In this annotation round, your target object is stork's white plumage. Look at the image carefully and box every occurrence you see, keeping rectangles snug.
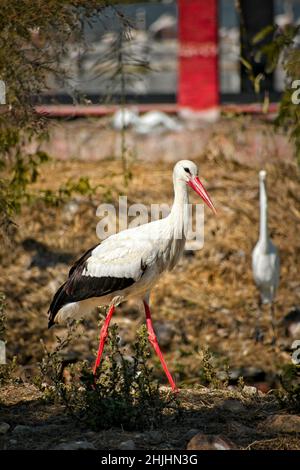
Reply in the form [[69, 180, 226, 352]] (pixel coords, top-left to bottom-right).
[[252, 170, 280, 341], [48, 160, 216, 390]]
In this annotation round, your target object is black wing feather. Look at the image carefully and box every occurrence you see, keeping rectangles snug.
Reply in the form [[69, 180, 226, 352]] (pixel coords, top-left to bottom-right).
[[68, 244, 98, 278], [48, 244, 135, 328]]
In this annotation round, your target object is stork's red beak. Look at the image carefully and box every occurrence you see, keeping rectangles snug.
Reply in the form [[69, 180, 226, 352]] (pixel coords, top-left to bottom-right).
[[188, 176, 217, 214]]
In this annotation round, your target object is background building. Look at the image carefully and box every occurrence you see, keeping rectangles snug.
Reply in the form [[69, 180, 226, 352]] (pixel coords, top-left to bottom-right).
[[43, 0, 300, 111]]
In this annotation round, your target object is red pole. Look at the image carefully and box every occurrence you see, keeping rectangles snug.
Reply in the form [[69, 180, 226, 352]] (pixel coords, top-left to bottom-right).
[[178, 0, 219, 111]]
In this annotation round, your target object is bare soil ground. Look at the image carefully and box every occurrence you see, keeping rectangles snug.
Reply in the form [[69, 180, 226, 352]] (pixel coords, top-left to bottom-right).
[[1, 383, 300, 450], [0, 135, 300, 449]]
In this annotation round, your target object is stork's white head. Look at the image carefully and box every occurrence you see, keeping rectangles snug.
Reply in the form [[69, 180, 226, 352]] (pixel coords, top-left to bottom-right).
[[173, 160, 216, 214], [259, 170, 267, 181]]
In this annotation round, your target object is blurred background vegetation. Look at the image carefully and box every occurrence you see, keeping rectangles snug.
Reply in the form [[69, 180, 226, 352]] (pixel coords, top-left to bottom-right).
[[0, 0, 142, 241]]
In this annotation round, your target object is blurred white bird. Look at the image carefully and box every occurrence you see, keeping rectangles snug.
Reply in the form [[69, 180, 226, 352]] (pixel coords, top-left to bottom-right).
[[112, 108, 139, 130], [112, 108, 182, 134], [134, 111, 183, 134], [252, 170, 280, 342]]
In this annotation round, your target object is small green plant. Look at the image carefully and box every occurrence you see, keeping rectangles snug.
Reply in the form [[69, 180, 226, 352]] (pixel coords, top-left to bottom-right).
[[199, 347, 229, 389], [276, 363, 300, 412], [237, 375, 245, 392], [35, 320, 82, 400], [0, 293, 18, 385], [37, 177, 107, 207], [0, 357, 18, 386], [38, 321, 178, 430]]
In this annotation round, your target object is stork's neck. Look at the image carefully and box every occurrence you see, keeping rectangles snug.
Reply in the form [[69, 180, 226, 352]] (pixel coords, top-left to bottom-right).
[[170, 178, 189, 239], [259, 177, 269, 249]]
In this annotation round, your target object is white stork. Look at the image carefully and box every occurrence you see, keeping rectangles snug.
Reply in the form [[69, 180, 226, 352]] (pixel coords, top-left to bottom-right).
[[48, 160, 216, 391], [252, 170, 280, 342]]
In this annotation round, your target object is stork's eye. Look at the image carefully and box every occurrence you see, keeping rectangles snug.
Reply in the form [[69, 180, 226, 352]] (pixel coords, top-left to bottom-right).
[[184, 167, 191, 174]]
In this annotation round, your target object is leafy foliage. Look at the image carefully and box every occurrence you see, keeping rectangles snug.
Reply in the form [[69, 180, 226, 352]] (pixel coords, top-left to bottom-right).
[[37, 321, 178, 430], [37, 177, 106, 206], [0, 1, 136, 237], [0, 2, 95, 231], [242, 19, 300, 165]]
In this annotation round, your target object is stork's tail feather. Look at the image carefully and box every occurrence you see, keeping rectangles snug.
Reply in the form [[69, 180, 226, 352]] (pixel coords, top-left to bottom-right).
[[48, 282, 68, 328]]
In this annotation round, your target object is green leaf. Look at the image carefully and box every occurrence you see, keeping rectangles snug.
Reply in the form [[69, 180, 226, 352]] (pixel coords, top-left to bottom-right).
[[252, 25, 275, 45], [254, 73, 265, 94], [240, 57, 253, 71]]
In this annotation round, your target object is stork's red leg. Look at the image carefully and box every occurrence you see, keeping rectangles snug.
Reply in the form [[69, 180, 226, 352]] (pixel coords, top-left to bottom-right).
[[93, 304, 115, 375], [143, 300, 177, 392]]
